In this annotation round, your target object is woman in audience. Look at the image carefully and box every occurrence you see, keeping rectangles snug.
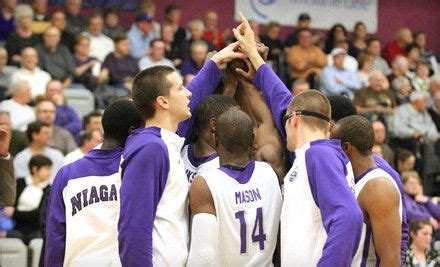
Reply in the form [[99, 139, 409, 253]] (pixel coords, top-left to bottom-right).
[[161, 22, 184, 68], [5, 155, 52, 244], [406, 44, 421, 73], [349, 21, 368, 58], [324, 23, 347, 54], [260, 21, 283, 62], [392, 75, 412, 105], [404, 219, 438, 266], [73, 34, 100, 90], [402, 171, 440, 229], [412, 62, 431, 91], [397, 148, 416, 174], [414, 31, 439, 75], [6, 4, 40, 66], [357, 52, 374, 87]]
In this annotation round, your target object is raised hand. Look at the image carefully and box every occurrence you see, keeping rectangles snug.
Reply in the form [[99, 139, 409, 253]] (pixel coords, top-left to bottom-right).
[[210, 42, 247, 69]]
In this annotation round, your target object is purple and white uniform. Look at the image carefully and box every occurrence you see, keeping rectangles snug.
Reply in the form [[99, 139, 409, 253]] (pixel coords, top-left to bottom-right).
[[281, 139, 363, 266], [202, 160, 282, 266], [45, 148, 124, 267], [181, 144, 219, 183]]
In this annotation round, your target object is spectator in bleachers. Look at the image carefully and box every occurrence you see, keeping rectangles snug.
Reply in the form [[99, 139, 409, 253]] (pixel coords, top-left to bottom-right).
[[127, 13, 157, 60], [290, 79, 310, 96], [372, 120, 395, 167], [428, 90, 440, 132], [260, 21, 283, 62], [6, 155, 51, 244], [406, 43, 421, 72], [326, 37, 358, 72], [98, 33, 139, 93], [0, 111, 29, 157], [45, 80, 82, 142], [0, 0, 17, 43], [138, 39, 174, 70], [284, 12, 311, 47], [397, 149, 416, 174], [13, 120, 63, 180], [0, 118, 15, 212], [186, 19, 214, 53], [63, 129, 102, 165], [353, 70, 396, 121], [83, 110, 103, 133], [384, 27, 413, 65], [430, 76, 440, 106], [35, 99, 76, 155], [163, 4, 186, 49], [73, 34, 100, 90], [50, 11, 75, 52], [357, 52, 374, 88], [161, 22, 185, 68], [203, 10, 227, 51], [366, 38, 391, 75], [287, 29, 327, 88], [324, 23, 347, 54], [10, 47, 51, 98], [0, 47, 17, 98], [348, 21, 367, 59], [35, 26, 75, 87], [412, 62, 431, 91], [405, 219, 437, 266], [402, 171, 440, 229], [0, 80, 35, 131], [83, 13, 114, 62], [181, 40, 208, 79], [392, 76, 412, 106], [30, 0, 50, 34], [140, 2, 161, 37], [6, 4, 40, 67], [320, 47, 361, 99], [388, 55, 413, 86], [102, 9, 125, 40], [414, 31, 439, 75], [65, 0, 87, 35]]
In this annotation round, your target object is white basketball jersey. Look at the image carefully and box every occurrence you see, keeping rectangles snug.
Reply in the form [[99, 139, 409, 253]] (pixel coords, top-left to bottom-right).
[[181, 144, 219, 183], [202, 161, 282, 266], [351, 168, 402, 267]]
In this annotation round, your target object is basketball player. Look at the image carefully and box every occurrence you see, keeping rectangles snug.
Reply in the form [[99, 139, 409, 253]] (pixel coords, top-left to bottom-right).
[[181, 94, 238, 183], [330, 115, 402, 266], [187, 109, 282, 265], [44, 99, 145, 266], [118, 43, 245, 266]]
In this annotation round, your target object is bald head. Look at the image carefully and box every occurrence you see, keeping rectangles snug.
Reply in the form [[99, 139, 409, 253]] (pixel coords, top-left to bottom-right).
[[397, 28, 413, 44], [215, 109, 253, 154]]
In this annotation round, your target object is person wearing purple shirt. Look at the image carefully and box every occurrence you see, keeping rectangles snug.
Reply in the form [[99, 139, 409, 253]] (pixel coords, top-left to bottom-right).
[[118, 43, 245, 266], [44, 99, 145, 267], [0, 0, 15, 43]]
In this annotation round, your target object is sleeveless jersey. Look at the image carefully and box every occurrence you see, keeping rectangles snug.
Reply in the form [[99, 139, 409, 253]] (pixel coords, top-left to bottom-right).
[[181, 144, 219, 183]]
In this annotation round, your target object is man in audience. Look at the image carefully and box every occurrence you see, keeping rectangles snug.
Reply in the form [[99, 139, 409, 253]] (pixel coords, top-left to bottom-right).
[[127, 13, 158, 60], [72, 34, 100, 90], [0, 47, 17, 100], [186, 19, 214, 53], [30, 0, 50, 34], [384, 28, 413, 65], [65, 0, 87, 35], [35, 100, 77, 155], [138, 39, 174, 70], [45, 80, 82, 142], [388, 55, 413, 85], [11, 47, 51, 98], [0, 111, 29, 157], [367, 38, 391, 75], [428, 90, 440, 132], [326, 38, 358, 72], [285, 12, 311, 47], [0, 80, 35, 131], [83, 14, 114, 62], [429, 75, 440, 106], [83, 111, 103, 133], [372, 120, 395, 167], [50, 10, 75, 51], [35, 26, 76, 87], [181, 40, 208, 79], [0, 116, 15, 208], [63, 129, 103, 165], [320, 47, 361, 99], [13, 120, 63, 180], [290, 79, 310, 96], [202, 10, 226, 51], [354, 70, 396, 121]]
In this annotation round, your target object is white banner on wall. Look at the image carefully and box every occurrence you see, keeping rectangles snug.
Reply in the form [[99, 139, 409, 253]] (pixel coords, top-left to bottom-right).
[[235, 0, 378, 33]]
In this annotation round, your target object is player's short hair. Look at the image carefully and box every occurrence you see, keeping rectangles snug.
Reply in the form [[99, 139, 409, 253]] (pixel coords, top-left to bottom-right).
[[29, 154, 52, 175], [215, 109, 253, 154], [332, 115, 375, 156], [287, 90, 330, 130], [27, 120, 50, 142], [101, 99, 144, 145], [195, 94, 238, 133], [328, 95, 357, 122], [132, 65, 175, 119]]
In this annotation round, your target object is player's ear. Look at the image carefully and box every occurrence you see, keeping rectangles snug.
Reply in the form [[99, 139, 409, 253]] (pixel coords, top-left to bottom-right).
[[209, 117, 217, 133], [343, 142, 351, 153], [214, 132, 219, 148], [156, 95, 169, 110]]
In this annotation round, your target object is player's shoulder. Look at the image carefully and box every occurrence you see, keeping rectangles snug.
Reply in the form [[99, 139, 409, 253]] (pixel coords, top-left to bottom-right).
[[306, 139, 345, 161], [123, 127, 168, 160]]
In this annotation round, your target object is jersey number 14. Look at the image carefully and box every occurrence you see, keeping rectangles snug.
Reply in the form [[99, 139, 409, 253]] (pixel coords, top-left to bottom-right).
[[235, 207, 266, 254]]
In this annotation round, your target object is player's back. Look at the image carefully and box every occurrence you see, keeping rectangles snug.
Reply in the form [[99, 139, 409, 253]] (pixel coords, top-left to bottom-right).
[[181, 143, 219, 183], [202, 160, 282, 266], [56, 148, 123, 267]]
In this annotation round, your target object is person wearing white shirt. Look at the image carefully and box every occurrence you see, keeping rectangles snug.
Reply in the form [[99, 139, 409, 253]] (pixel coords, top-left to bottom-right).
[[63, 129, 103, 165], [11, 47, 51, 98], [82, 14, 114, 62], [327, 38, 358, 72], [138, 39, 174, 70], [0, 80, 35, 131]]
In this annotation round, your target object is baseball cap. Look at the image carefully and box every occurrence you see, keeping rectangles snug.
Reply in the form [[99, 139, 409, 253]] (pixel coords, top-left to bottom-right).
[[331, 47, 346, 57], [298, 13, 311, 21], [135, 13, 153, 23]]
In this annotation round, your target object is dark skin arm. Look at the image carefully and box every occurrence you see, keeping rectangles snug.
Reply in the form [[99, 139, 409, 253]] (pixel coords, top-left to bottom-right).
[[190, 176, 216, 216], [358, 177, 401, 267]]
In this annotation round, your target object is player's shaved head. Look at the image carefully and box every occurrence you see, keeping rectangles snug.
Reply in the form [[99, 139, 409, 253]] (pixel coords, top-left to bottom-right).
[[287, 90, 331, 130], [195, 94, 238, 133], [328, 95, 357, 122], [215, 109, 253, 154], [330, 115, 374, 156]]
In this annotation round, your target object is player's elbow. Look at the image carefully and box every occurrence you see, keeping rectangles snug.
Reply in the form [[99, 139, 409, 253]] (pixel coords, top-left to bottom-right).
[[379, 253, 401, 267], [340, 206, 364, 236]]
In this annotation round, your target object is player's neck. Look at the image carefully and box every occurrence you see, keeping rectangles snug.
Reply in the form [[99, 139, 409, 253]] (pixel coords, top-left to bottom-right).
[[351, 154, 376, 179], [101, 138, 122, 149], [218, 151, 250, 168], [193, 137, 216, 158], [295, 127, 327, 149], [145, 113, 179, 133]]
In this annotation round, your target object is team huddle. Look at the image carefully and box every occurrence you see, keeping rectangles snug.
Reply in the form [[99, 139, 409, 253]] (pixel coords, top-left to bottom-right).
[[43, 14, 406, 266]]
